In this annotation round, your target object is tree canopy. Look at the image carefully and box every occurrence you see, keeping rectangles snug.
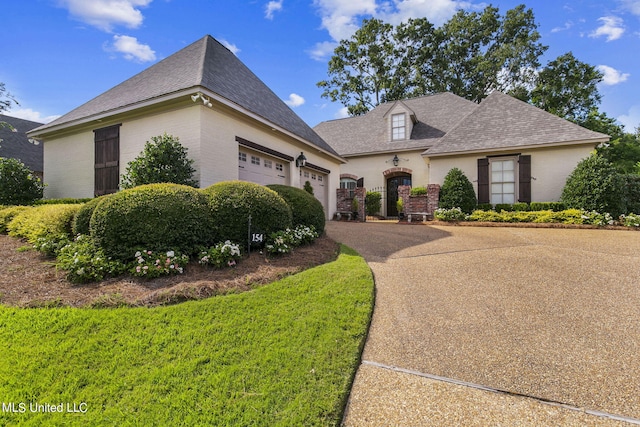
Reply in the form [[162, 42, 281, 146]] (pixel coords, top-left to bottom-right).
[[318, 5, 547, 114]]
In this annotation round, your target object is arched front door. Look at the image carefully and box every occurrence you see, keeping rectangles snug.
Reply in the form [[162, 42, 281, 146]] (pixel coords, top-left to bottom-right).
[[387, 173, 411, 216]]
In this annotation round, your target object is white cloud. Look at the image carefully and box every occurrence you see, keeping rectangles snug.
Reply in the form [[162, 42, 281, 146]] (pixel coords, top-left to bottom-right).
[[618, 105, 640, 132], [619, 0, 640, 16], [551, 21, 574, 33], [284, 93, 305, 107], [597, 65, 630, 85], [265, 0, 283, 20], [58, 0, 152, 32], [590, 16, 625, 41], [7, 108, 61, 124], [111, 35, 156, 62], [307, 41, 338, 61], [334, 106, 349, 119], [219, 39, 240, 55], [309, 0, 475, 60]]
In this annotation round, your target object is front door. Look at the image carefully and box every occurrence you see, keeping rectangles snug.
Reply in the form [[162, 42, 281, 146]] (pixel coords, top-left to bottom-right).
[[387, 174, 411, 216]]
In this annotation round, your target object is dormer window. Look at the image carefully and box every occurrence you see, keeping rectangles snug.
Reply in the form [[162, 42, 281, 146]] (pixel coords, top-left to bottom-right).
[[392, 113, 406, 140]]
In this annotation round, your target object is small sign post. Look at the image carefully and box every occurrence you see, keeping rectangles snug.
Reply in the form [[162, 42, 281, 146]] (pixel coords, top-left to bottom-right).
[[247, 214, 265, 256]]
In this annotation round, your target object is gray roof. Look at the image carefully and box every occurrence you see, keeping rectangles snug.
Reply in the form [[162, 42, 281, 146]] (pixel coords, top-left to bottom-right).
[[31, 35, 340, 158], [313, 93, 477, 156], [426, 91, 609, 156], [0, 114, 44, 173]]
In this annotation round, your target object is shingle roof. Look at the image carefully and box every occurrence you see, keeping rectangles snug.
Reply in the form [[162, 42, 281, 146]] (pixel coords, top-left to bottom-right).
[[425, 91, 609, 156], [31, 35, 340, 158], [313, 93, 477, 156], [0, 114, 44, 173]]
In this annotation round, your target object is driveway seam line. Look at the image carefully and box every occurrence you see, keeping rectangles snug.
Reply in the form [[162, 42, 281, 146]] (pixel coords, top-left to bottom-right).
[[386, 244, 535, 260], [362, 360, 640, 425]]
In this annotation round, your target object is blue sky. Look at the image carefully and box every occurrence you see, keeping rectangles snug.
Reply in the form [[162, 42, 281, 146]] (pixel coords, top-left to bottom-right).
[[3, 0, 640, 132]]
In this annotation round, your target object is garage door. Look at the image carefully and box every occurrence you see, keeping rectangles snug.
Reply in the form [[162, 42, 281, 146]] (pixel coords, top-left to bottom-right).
[[238, 149, 288, 186], [301, 167, 328, 214]]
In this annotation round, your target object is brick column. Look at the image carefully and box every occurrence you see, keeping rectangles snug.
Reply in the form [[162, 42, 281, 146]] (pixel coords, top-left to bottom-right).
[[427, 184, 440, 215], [398, 185, 411, 216], [354, 187, 366, 222]]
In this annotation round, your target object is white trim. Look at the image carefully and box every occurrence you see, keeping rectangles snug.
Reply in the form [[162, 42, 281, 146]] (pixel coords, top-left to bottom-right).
[[424, 139, 607, 158]]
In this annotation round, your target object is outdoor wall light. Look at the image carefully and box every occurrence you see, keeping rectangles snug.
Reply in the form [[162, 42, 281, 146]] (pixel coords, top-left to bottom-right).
[[295, 152, 307, 167], [191, 92, 213, 108], [392, 154, 399, 166]]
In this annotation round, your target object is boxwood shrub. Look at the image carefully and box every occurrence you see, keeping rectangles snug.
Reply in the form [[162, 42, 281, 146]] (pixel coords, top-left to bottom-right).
[[90, 183, 214, 260], [203, 181, 292, 246], [438, 168, 477, 214], [7, 204, 81, 243], [72, 196, 110, 236], [267, 184, 325, 234]]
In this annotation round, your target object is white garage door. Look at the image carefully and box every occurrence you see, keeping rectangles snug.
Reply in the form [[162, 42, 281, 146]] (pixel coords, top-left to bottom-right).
[[301, 167, 328, 214], [238, 149, 288, 186]]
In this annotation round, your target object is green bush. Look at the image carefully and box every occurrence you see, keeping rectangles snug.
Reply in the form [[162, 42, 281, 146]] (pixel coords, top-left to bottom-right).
[[561, 154, 625, 216], [476, 203, 493, 211], [267, 184, 325, 234], [0, 157, 44, 205], [434, 207, 467, 221], [529, 202, 565, 211], [623, 175, 640, 214], [364, 191, 382, 216], [410, 186, 427, 196], [35, 198, 92, 205], [90, 183, 213, 260], [495, 203, 513, 212], [56, 235, 126, 283], [0, 206, 31, 233], [120, 133, 197, 189], [438, 168, 477, 214], [203, 181, 292, 247], [72, 196, 110, 236], [303, 180, 314, 195], [8, 204, 81, 244]]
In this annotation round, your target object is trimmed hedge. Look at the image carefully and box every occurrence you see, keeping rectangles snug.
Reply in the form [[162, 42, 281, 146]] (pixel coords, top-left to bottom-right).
[[0, 206, 32, 233], [7, 204, 81, 243], [267, 184, 325, 234], [35, 198, 93, 205], [204, 181, 292, 246], [72, 196, 109, 236], [90, 183, 214, 260]]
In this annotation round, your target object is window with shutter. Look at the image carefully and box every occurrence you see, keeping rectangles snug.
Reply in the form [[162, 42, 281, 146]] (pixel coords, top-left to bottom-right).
[[94, 125, 120, 196]]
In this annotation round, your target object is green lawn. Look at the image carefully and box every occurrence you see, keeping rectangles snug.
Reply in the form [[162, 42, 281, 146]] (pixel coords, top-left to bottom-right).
[[0, 245, 374, 426]]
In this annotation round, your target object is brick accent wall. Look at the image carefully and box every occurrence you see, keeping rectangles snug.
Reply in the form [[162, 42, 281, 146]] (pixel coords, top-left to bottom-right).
[[335, 187, 366, 221], [427, 184, 440, 215], [398, 185, 411, 214]]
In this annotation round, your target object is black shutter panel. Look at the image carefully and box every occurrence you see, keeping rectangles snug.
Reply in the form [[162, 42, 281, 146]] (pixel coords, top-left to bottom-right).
[[477, 158, 489, 204], [94, 125, 120, 196], [356, 177, 364, 188], [518, 155, 531, 203]]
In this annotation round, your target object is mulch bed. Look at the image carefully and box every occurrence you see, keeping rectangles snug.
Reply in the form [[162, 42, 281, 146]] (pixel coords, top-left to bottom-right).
[[0, 234, 340, 308]]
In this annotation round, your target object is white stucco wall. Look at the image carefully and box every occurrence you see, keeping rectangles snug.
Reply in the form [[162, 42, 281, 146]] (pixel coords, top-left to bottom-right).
[[341, 151, 429, 189], [43, 130, 95, 199], [428, 144, 596, 202]]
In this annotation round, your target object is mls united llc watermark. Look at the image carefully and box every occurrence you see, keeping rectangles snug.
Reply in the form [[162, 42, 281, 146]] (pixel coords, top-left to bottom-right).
[[2, 402, 88, 414]]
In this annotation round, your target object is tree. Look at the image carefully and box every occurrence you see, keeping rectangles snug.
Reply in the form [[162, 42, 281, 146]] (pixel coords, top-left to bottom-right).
[[0, 157, 44, 205], [120, 133, 197, 189], [598, 133, 640, 174], [530, 52, 603, 124], [561, 154, 625, 216], [317, 19, 401, 116], [438, 168, 477, 213], [318, 5, 547, 113]]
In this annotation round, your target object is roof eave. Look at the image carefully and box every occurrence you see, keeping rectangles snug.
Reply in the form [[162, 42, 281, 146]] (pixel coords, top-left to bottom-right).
[[424, 138, 608, 158]]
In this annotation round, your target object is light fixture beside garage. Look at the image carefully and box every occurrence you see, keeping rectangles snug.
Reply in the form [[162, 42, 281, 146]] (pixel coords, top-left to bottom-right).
[[295, 152, 307, 167], [191, 92, 213, 108]]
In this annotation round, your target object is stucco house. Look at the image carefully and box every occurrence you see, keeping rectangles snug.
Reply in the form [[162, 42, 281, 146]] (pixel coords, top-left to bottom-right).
[[0, 114, 44, 180], [28, 35, 344, 217], [314, 91, 609, 216]]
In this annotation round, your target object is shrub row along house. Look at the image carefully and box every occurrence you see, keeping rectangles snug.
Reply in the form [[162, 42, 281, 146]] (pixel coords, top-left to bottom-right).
[[27, 35, 609, 219]]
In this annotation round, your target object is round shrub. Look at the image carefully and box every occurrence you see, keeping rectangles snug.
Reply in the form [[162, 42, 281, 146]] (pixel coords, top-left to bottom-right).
[[267, 184, 325, 234], [72, 195, 110, 236], [438, 168, 477, 214], [204, 181, 292, 246], [90, 183, 213, 260], [561, 154, 625, 216], [0, 157, 44, 205]]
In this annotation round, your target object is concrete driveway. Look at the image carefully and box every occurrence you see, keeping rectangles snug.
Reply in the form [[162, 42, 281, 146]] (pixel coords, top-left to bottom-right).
[[326, 222, 640, 426]]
